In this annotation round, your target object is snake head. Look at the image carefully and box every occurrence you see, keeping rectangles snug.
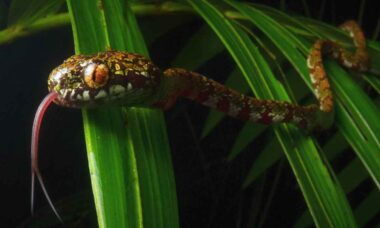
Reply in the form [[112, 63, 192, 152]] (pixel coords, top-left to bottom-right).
[[48, 51, 162, 108]]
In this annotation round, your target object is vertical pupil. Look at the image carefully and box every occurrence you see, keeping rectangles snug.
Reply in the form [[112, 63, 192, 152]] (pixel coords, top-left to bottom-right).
[[92, 71, 97, 82]]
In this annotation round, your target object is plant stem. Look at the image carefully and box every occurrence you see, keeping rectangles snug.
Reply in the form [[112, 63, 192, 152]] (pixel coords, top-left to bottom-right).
[[0, 13, 69, 45], [0, 2, 250, 45], [0, 2, 194, 45]]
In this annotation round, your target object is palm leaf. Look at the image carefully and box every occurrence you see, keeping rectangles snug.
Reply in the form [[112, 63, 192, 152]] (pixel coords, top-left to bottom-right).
[[66, 0, 178, 227], [1, 0, 378, 226], [8, 0, 64, 26], [187, 0, 360, 227]]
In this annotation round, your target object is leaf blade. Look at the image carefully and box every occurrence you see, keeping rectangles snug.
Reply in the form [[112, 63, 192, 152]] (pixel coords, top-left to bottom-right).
[[66, 0, 178, 227], [188, 1, 357, 227]]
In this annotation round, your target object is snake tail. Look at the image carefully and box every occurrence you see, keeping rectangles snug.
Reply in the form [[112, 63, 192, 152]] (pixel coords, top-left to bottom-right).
[[307, 20, 369, 113]]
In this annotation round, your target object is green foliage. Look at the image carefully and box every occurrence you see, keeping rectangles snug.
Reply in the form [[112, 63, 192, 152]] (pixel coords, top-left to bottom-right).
[[1, 0, 379, 227], [7, 0, 64, 26], [188, 1, 357, 227], [0, 0, 68, 45], [67, 0, 178, 227]]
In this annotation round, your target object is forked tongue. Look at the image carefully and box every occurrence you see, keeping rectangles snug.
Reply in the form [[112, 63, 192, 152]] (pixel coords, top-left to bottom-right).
[[31, 92, 63, 222]]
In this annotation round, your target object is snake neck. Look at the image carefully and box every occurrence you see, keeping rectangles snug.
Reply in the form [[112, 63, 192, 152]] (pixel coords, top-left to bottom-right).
[[154, 68, 321, 130]]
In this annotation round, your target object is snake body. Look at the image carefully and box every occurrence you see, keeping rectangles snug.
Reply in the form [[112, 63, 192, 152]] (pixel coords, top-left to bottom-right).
[[34, 20, 369, 221], [48, 51, 318, 129], [48, 21, 368, 131]]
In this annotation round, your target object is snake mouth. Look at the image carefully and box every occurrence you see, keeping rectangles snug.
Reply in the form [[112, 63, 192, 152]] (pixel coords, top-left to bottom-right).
[[52, 94, 81, 108], [52, 88, 98, 108], [52, 83, 139, 108], [48, 66, 137, 108]]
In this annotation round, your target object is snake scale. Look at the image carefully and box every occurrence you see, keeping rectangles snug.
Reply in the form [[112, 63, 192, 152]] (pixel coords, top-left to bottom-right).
[[31, 20, 369, 221]]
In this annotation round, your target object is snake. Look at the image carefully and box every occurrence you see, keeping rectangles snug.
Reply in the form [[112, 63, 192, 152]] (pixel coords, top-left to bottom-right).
[[31, 20, 369, 221]]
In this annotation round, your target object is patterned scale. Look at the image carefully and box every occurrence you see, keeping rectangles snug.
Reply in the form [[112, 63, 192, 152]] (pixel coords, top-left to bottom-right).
[[158, 68, 317, 129], [32, 20, 370, 221], [47, 21, 369, 131], [156, 21, 368, 130], [307, 20, 369, 113]]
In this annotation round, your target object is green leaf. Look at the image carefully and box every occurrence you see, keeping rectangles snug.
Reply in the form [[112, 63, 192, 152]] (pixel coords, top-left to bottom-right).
[[325, 60, 380, 189], [66, 0, 178, 227], [202, 68, 250, 138], [242, 137, 282, 188], [295, 157, 376, 228], [354, 189, 380, 227], [188, 0, 357, 227], [226, 2, 311, 85], [235, 2, 380, 191], [8, 0, 64, 26], [172, 25, 224, 69], [228, 123, 266, 161], [229, 67, 311, 162], [323, 132, 349, 160], [248, 3, 319, 38], [364, 75, 380, 94]]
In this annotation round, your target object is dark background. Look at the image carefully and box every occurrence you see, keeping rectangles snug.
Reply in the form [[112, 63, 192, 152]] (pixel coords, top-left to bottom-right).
[[0, 0, 379, 227]]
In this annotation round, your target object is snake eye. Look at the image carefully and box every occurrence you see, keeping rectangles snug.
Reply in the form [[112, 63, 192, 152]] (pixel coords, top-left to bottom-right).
[[84, 63, 109, 88]]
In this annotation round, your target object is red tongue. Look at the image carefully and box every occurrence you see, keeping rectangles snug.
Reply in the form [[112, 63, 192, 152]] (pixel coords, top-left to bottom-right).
[[31, 92, 62, 222]]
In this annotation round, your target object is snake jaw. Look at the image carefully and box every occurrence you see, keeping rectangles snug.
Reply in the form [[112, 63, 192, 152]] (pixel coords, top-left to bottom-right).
[[48, 66, 85, 108], [48, 58, 107, 108]]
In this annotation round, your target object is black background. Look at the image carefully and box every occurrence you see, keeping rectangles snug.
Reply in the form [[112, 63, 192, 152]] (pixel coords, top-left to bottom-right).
[[0, 0, 379, 227]]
